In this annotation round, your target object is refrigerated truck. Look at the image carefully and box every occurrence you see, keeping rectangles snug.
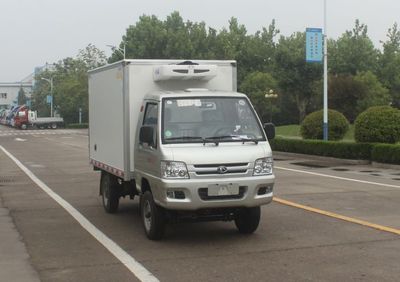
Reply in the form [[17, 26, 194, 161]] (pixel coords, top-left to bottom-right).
[[89, 60, 276, 240]]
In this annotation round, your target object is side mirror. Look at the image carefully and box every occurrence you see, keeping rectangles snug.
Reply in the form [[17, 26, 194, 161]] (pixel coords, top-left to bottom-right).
[[139, 126, 156, 147], [263, 123, 275, 140]]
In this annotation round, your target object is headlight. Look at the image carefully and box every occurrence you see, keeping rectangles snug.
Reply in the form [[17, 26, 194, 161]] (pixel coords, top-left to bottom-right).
[[253, 157, 273, 176], [161, 161, 189, 179]]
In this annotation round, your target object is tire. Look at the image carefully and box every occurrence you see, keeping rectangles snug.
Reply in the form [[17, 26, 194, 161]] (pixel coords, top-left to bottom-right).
[[100, 171, 120, 213], [21, 124, 27, 130], [140, 191, 165, 240], [234, 206, 261, 234], [51, 123, 57, 129]]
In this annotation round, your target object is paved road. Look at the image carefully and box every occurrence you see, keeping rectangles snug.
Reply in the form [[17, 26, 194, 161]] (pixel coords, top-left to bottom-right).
[[1, 124, 399, 281]]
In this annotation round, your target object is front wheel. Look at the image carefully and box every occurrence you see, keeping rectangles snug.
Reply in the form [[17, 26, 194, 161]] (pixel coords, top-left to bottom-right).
[[140, 191, 165, 240], [234, 206, 261, 234], [100, 172, 120, 213]]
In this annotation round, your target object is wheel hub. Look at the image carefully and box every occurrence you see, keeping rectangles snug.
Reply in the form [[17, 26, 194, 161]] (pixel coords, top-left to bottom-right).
[[143, 200, 152, 231]]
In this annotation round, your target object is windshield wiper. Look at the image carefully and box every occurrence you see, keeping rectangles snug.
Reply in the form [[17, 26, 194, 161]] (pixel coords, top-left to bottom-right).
[[204, 135, 259, 145], [164, 136, 221, 146], [203, 135, 234, 146], [239, 137, 258, 144]]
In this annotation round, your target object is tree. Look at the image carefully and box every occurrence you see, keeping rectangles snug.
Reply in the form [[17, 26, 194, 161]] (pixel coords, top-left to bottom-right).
[[109, 11, 222, 63], [274, 32, 323, 122], [236, 20, 279, 82], [32, 44, 105, 124], [53, 57, 88, 124], [17, 87, 26, 105], [328, 72, 390, 122], [109, 12, 279, 88], [240, 72, 279, 122], [77, 43, 107, 70], [163, 12, 193, 59], [32, 69, 53, 117], [329, 20, 378, 75], [109, 14, 167, 62], [378, 23, 400, 107], [328, 74, 364, 122], [354, 71, 391, 113]]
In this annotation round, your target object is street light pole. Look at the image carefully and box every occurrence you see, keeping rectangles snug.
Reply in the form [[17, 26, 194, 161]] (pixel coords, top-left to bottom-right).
[[265, 89, 278, 122], [106, 43, 126, 60], [323, 0, 328, 140], [41, 77, 53, 117]]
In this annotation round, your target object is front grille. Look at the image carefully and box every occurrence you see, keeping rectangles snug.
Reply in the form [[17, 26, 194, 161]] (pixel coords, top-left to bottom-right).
[[193, 163, 249, 175], [198, 186, 247, 200]]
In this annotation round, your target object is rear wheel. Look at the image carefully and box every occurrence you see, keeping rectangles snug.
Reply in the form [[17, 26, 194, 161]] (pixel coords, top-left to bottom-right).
[[140, 191, 165, 240], [20, 124, 27, 130], [100, 171, 120, 213], [234, 207, 261, 234], [51, 123, 57, 129]]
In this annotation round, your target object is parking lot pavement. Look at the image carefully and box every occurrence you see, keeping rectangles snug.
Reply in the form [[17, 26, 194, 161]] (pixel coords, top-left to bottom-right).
[[0, 132, 399, 281], [273, 152, 400, 230], [0, 200, 40, 282], [0, 124, 87, 137]]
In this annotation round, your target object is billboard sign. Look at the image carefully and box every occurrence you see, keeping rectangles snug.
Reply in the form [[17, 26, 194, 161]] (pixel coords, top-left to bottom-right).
[[306, 28, 323, 63]]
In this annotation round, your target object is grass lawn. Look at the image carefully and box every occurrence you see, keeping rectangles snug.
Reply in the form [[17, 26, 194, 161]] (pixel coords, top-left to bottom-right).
[[276, 124, 355, 142], [275, 125, 301, 139]]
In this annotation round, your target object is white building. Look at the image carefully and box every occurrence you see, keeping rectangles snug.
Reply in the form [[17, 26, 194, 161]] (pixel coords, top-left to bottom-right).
[[0, 74, 33, 109]]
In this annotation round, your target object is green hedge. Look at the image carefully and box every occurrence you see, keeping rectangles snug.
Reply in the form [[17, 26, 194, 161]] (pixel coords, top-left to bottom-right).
[[354, 106, 400, 144], [371, 144, 400, 164], [301, 109, 349, 141], [66, 123, 88, 129], [270, 137, 400, 164], [270, 138, 372, 160]]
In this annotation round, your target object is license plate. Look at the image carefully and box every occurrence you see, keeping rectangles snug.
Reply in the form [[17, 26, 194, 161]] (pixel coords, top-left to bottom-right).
[[208, 183, 239, 196]]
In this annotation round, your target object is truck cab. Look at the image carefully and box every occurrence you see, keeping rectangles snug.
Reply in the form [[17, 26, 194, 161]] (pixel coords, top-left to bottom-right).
[[135, 90, 274, 206], [135, 90, 275, 239]]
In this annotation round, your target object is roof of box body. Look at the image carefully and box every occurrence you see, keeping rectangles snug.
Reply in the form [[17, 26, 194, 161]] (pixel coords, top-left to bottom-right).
[[88, 59, 236, 74]]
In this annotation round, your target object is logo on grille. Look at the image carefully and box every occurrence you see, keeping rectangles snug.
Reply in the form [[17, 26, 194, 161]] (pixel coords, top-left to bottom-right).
[[217, 166, 228, 174]]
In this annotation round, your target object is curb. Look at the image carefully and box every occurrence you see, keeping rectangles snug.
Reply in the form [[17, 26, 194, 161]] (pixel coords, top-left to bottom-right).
[[272, 151, 400, 169], [273, 151, 370, 165]]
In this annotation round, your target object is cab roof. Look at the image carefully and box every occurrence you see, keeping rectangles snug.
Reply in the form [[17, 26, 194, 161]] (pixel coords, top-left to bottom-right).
[[144, 89, 248, 101]]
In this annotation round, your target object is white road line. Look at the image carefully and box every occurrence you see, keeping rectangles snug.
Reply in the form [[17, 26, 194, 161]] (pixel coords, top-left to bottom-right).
[[0, 145, 158, 282], [275, 166, 400, 189]]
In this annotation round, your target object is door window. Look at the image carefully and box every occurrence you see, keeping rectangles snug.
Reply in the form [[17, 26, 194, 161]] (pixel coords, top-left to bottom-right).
[[142, 103, 158, 148]]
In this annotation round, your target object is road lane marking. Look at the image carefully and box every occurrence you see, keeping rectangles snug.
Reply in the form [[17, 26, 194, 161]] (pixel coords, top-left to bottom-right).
[[273, 197, 400, 236], [0, 145, 158, 282], [276, 166, 400, 189]]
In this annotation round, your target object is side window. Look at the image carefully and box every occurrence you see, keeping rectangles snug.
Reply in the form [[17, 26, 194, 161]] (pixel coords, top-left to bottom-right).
[[142, 103, 158, 148], [143, 103, 158, 126]]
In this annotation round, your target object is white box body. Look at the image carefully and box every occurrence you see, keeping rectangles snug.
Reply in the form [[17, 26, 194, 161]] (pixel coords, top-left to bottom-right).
[[88, 59, 237, 180]]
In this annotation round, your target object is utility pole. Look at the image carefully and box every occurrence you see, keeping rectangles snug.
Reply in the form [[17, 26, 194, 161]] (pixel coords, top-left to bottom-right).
[[323, 0, 328, 140], [41, 77, 53, 117]]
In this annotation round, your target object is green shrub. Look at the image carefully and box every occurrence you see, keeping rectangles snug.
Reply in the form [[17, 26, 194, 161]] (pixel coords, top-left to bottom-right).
[[354, 106, 400, 143], [371, 144, 400, 164], [66, 123, 88, 129], [270, 137, 372, 160], [300, 109, 349, 141]]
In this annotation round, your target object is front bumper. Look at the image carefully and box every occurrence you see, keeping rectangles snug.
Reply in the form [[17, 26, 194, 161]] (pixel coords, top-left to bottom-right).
[[151, 175, 275, 210]]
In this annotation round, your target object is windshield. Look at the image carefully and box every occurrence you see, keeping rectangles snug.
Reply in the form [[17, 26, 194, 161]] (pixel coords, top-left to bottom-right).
[[162, 97, 265, 144]]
